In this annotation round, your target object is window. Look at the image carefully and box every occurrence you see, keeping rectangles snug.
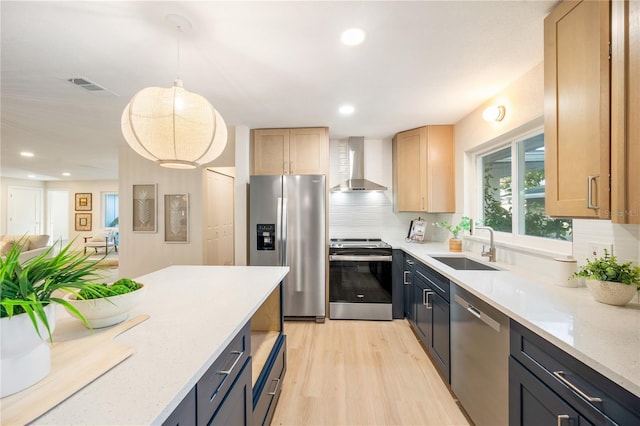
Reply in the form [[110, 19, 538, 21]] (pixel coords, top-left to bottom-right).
[[103, 193, 119, 228], [479, 131, 572, 242]]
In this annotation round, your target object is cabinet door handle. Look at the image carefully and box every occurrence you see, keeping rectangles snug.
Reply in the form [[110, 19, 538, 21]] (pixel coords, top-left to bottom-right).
[[423, 289, 434, 308], [587, 175, 600, 210], [218, 350, 244, 376], [552, 370, 602, 402], [267, 377, 281, 396], [557, 414, 570, 426], [421, 196, 425, 210], [403, 271, 409, 284]]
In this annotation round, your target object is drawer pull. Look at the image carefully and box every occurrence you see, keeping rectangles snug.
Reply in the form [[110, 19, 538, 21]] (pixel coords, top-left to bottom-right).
[[267, 377, 281, 396], [552, 370, 602, 403], [557, 414, 570, 426], [218, 350, 244, 376]]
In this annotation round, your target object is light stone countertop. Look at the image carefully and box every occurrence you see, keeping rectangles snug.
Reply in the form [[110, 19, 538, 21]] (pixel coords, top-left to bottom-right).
[[387, 238, 640, 398], [33, 265, 289, 425]]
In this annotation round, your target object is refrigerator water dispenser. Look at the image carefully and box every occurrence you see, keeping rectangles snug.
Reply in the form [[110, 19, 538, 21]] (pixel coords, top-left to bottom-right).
[[256, 224, 275, 251]]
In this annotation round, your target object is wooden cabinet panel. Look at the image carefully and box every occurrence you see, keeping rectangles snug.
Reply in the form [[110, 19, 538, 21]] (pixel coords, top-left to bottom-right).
[[252, 129, 289, 175], [544, 0, 610, 218], [288, 128, 328, 174], [394, 128, 424, 211], [251, 127, 328, 176], [392, 125, 455, 213], [611, 0, 640, 223]]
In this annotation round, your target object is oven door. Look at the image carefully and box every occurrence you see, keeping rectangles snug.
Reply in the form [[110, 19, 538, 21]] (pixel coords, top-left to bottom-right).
[[329, 254, 393, 304]]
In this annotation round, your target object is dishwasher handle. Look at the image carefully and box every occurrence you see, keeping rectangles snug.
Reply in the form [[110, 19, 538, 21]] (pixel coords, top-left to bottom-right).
[[454, 293, 501, 333]]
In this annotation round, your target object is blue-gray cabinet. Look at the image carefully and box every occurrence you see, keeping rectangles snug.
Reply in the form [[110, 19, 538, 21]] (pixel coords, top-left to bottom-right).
[[410, 262, 450, 383], [391, 249, 405, 319], [509, 320, 640, 426], [403, 255, 415, 321]]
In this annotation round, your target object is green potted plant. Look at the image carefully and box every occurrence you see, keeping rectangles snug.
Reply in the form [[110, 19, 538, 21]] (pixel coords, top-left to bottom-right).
[[572, 250, 640, 306], [433, 216, 471, 252], [0, 238, 106, 397]]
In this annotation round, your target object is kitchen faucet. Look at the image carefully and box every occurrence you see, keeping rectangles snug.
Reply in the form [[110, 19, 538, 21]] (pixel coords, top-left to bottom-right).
[[470, 221, 496, 262]]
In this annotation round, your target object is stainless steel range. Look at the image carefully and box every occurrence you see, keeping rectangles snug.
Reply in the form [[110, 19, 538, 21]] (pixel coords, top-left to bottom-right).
[[329, 238, 393, 320]]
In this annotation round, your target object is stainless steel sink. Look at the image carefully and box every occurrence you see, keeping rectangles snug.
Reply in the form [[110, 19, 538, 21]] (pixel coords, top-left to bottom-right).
[[431, 256, 500, 271]]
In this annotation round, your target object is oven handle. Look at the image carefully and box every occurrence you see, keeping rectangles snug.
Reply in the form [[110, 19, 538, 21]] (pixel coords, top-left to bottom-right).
[[329, 255, 393, 262]]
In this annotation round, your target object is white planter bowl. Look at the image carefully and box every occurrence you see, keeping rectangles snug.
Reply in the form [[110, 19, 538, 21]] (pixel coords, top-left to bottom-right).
[[63, 284, 146, 328], [1, 303, 55, 397], [585, 279, 639, 306]]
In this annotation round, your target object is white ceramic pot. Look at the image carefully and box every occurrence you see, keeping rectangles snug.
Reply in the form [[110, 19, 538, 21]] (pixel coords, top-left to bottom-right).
[[0, 303, 55, 397], [63, 284, 146, 328], [585, 279, 639, 306]]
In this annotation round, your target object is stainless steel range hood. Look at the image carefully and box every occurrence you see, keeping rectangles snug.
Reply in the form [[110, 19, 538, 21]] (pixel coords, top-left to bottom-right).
[[330, 137, 388, 192]]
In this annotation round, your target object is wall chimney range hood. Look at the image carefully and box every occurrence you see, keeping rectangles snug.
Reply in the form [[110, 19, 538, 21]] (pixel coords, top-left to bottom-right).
[[330, 137, 387, 192]]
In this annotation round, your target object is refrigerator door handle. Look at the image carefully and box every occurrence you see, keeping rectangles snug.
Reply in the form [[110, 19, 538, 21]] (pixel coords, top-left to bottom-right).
[[281, 197, 288, 266], [276, 197, 283, 266]]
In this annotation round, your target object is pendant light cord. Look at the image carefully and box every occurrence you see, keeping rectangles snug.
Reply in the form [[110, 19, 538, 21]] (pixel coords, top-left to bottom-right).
[[176, 25, 182, 80]]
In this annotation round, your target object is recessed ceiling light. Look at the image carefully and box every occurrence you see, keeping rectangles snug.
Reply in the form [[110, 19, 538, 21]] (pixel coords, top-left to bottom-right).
[[341, 28, 366, 46], [339, 104, 355, 115], [62, 172, 71, 177], [20, 151, 34, 157], [28, 174, 37, 178]]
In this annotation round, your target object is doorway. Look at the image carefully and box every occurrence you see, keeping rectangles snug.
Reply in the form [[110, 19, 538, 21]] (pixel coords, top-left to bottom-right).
[[7, 186, 44, 235], [47, 190, 70, 243], [204, 169, 235, 265]]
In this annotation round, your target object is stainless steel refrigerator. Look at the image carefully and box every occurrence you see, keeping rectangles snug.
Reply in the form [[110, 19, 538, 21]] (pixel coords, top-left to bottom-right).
[[249, 175, 326, 321]]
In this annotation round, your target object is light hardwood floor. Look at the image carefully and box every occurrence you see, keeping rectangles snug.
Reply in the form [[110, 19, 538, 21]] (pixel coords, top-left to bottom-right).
[[271, 319, 470, 426]]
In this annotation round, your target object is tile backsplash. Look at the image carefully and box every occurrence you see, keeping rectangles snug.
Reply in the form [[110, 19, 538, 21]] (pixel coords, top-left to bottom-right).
[[572, 219, 640, 265]]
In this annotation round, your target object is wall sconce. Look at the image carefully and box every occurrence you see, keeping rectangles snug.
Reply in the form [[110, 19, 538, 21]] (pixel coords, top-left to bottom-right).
[[482, 105, 506, 122]]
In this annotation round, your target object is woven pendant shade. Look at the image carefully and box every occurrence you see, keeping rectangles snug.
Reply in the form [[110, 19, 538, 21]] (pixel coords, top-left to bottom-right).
[[121, 79, 227, 169]]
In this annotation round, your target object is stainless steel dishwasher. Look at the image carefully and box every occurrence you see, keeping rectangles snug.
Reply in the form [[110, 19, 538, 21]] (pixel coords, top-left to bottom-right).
[[451, 283, 509, 426]]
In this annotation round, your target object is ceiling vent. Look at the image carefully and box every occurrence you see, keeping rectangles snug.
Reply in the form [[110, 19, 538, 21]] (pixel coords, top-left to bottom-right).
[[66, 77, 118, 96]]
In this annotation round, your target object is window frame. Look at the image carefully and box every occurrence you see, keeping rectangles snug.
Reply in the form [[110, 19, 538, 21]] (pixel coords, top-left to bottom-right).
[[472, 125, 572, 254]]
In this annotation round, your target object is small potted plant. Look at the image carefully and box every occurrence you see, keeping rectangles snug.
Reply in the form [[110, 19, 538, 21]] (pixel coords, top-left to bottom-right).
[[572, 249, 640, 306], [433, 216, 471, 252], [0, 238, 107, 397]]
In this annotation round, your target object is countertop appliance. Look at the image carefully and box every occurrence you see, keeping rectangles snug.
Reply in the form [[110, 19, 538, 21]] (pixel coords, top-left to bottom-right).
[[249, 175, 326, 322], [451, 283, 509, 425], [329, 238, 392, 320]]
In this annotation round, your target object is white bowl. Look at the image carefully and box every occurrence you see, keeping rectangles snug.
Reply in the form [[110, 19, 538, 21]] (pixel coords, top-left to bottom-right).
[[63, 284, 146, 328]]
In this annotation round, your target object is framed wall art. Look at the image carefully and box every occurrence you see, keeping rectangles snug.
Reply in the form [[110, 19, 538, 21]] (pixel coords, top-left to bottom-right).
[[75, 213, 92, 231], [132, 184, 157, 232], [75, 193, 92, 211], [164, 193, 189, 243]]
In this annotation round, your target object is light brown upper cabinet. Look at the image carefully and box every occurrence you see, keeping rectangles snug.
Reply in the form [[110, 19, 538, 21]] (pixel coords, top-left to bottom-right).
[[392, 125, 455, 213], [611, 0, 640, 224], [544, 0, 611, 218], [251, 127, 329, 175]]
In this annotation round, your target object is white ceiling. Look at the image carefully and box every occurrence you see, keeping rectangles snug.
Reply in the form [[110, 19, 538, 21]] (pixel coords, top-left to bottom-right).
[[0, 1, 557, 181]]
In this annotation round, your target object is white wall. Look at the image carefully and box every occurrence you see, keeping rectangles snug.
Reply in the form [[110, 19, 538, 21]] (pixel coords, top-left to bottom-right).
[[0, 177, 118, 247], [234, 125, 250, 265], [118, 125, 237, 278], [45, 180, 118, 248]]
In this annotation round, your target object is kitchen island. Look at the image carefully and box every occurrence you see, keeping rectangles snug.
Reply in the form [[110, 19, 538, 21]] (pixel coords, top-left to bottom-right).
[[25, 265, 289, 425]]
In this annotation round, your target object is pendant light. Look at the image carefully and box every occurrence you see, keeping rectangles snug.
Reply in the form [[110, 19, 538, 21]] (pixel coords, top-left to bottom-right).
[[121, 15, 227, 169]]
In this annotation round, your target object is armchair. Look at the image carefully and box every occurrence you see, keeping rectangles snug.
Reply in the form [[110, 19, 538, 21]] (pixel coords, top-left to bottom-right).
[[84, 229, 118, 255]]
